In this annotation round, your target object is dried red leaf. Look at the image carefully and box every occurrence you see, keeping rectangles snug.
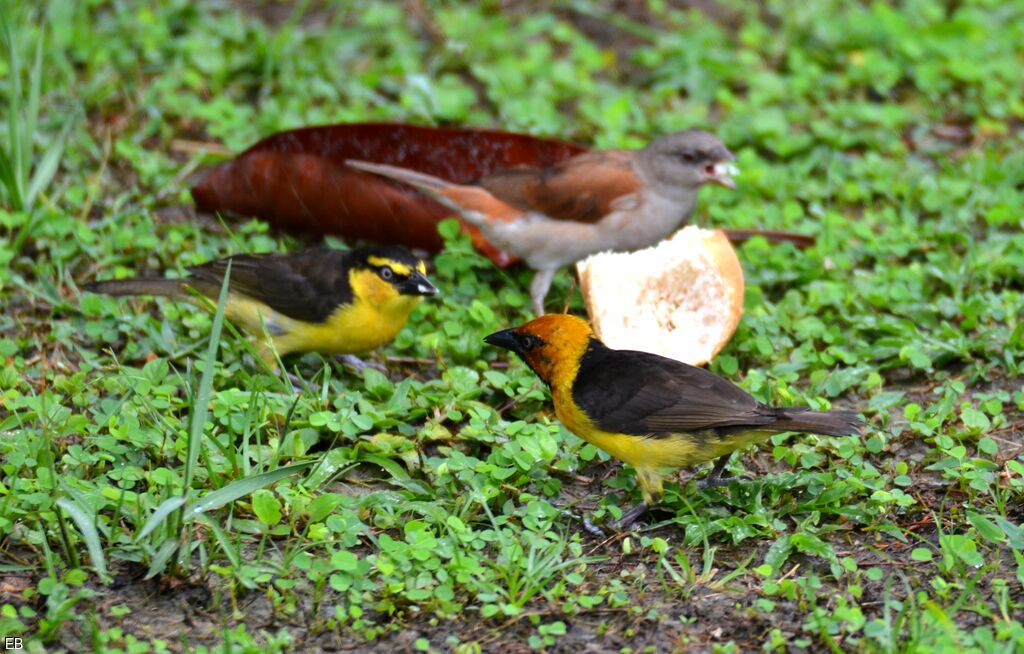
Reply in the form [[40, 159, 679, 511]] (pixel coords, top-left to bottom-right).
[[191, 123, 586, 266]]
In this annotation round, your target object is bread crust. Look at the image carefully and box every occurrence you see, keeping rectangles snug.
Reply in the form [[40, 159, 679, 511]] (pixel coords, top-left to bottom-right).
[[700, 229, 745, 358]]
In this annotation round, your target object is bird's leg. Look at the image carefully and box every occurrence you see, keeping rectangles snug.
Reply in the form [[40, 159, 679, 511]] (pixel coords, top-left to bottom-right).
[[558, 507, 606, 538], [609, 502, 650, 531], [254, 341, 307, 392], [529, 268, 556, 316], [697, 455, 732, 488], [287, 372, 307, 393], [581, 513, 606, 538], [335, 353, 386, 374], [609, 467, 661, 531], [256, 340, 282, 371]]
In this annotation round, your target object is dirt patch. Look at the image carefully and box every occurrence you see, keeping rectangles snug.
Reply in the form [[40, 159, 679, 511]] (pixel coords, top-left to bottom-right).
[[16, 559, 773, 653]]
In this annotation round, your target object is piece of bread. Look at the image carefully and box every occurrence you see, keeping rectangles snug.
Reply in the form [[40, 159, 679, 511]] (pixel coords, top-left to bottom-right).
[[575, 226, 745, 365]]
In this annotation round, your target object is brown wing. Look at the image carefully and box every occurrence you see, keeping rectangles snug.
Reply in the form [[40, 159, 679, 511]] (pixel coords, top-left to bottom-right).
[[478, 150, 641, 224], [186, 248, 353, 323]]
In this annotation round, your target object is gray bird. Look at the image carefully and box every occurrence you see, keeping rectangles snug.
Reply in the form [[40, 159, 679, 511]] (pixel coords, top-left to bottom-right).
[[347, 130, 737, 315]]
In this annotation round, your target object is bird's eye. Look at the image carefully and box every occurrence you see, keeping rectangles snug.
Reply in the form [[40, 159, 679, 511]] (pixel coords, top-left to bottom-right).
[[678, 151, 698, 163], [379, 267, 394, 281], [519, 335, 541, 350]]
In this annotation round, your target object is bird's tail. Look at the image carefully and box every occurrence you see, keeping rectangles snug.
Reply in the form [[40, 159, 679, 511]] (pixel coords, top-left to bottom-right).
[[83, 278, 186, 298], [770, 407, 863, 437], [345, 160, 519, 227], [346, 160, 453, 192]]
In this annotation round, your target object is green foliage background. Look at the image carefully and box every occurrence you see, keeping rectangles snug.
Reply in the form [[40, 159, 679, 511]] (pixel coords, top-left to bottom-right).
[[0, 1, 1022, 652]]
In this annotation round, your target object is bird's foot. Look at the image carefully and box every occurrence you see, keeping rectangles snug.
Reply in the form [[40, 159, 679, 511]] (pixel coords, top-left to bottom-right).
[[695, 455, 739, 489], [336, 354, 387, 374], [697, 473, 732, 489], [581, 513, 606, 538], [697, 471, 754, 488], [287, 372, 308, 393], [608, 502, 649, 532], [559, 508, 607, 538]]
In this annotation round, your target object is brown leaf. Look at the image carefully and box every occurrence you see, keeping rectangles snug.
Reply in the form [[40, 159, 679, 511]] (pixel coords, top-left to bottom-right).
[[191, 123, 587, 266]]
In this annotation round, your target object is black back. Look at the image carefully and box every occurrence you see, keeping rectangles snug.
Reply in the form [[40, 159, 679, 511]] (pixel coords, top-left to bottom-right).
[[571, 339, 777, 436], [186, 246, 420, 324]]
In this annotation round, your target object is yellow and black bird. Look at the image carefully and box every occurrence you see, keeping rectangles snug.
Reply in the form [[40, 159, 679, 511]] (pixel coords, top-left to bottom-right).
[[85, 246, 437, 364], [484, 314, 862, 529]]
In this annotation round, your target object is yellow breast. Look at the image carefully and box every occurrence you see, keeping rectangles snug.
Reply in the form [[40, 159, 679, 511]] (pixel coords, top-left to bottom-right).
[[272, 296, 421, 357]]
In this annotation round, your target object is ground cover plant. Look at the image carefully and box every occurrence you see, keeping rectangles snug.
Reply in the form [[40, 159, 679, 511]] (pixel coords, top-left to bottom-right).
[[1, 0, 1022, 651]]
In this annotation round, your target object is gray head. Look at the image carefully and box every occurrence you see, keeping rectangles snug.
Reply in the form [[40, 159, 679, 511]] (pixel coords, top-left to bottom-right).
[[638, 129, 737, 190]]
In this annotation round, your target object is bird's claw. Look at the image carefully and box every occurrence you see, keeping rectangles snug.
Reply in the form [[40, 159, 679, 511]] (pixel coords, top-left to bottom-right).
[[560, 500, 651, 535], [697, 471, 754, 489], [336, 354, 386, 374], [697, 474, 731, 489], [607, 502, 649, 532], [287, 373, 308, 393], [581, 514, 606, 538], [560, 508, 610, 538]]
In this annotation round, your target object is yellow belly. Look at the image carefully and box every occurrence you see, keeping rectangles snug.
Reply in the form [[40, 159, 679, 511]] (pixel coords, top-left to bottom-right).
[[221, 293, 420, 359], [571, 419, 772, 471], [552, 384, 771, 503]]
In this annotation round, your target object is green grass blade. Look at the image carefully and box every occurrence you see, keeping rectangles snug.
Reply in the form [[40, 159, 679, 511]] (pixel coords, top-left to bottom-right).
[[182, 260, 232, 492], [55, 497, 109, 580], [0, 5, 24, 209], [0, 148, 18, 208], [144, 540, 180, 580], [136, 496, 187, 542], [24, 26, 41, 181], [357, 452, 431, 495], [24, 117, 70, 209], [10, 210, 39, 259], [193, 513, 242, 569], [183, 461, 315, 521]]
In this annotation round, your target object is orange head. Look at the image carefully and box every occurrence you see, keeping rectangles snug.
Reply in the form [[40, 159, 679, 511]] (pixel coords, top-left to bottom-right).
[[484, 314, 595, 387]]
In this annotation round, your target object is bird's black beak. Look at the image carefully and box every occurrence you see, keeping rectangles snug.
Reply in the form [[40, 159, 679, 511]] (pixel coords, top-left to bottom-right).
[[484, 328, 520, 353], [398, 271, 438, 296]]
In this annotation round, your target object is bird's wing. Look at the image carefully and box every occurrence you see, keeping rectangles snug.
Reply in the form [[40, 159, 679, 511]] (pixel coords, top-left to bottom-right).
[[186, 249, 353, 323], [478, 150, 641, 224], [571, 346, 774, 435]]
